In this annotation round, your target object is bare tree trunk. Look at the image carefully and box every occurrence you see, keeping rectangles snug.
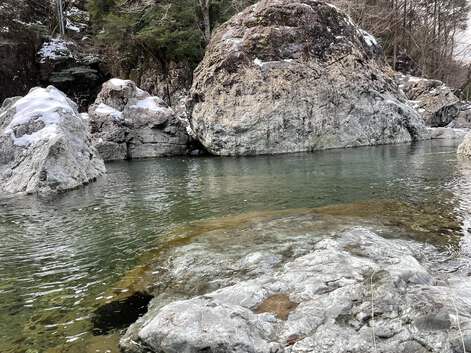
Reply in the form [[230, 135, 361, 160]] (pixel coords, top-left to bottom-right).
[[198, 0, 211, 43], [57, 0, 65, 36]]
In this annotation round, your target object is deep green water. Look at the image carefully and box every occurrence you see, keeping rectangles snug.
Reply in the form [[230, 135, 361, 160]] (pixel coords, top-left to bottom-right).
[[1, 140, 471, 353]]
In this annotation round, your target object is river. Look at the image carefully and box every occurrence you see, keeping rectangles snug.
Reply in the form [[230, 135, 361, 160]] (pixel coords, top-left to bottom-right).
[[1, 140, 471, 353]]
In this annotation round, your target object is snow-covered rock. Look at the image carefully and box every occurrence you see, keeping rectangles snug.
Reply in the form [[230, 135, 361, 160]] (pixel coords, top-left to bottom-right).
[[36, 38, 106, 110], [89, 79, 189, 161], [0, 86, 106, 194], [396, 74, 461, 127], [37, 38, 74, 63]]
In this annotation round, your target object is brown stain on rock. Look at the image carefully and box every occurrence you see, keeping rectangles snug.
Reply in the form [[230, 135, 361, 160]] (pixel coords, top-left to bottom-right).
[[255, 294, 298, 320]]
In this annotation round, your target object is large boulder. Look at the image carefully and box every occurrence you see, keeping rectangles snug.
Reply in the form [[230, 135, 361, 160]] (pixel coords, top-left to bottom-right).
[[121, 225, 471, 353], [396, 74, 461, 127], [88, 79, 189, 161], [189, 0, 428, 156], [0, 86, 106, 194]]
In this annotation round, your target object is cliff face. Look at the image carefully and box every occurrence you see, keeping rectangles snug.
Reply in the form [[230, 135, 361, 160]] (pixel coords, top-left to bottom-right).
[[0, 0, 51, 102]]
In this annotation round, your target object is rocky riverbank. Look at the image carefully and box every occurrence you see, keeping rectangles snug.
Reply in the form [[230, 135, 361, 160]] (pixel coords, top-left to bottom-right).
[[97, 204, 470, 353]]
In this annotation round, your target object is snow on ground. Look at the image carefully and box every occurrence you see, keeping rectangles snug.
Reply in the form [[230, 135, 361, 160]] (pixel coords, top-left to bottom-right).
[[65, 6, 89, 33], [2, 86, 77, 147], [37, 38, 74, 63]]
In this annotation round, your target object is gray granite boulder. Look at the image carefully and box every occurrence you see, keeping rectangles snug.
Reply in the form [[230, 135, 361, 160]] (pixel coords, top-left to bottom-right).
[[0, 86, 105, 194], [89, 79, 189, 161], [189, 0, 429, 156], [120, 218, 471, 353], [397, 74, 461, 127]]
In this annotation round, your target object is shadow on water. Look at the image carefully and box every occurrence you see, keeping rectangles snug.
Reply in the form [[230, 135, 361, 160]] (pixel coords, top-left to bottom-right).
[[91, 292, 153, 336]]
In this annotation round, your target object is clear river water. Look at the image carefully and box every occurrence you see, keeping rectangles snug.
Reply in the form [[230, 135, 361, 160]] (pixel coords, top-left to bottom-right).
[[1, 140, 471, 353]]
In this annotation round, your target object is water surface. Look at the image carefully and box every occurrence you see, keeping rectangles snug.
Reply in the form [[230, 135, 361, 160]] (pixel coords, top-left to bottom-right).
[[1, 140, 471, 353]]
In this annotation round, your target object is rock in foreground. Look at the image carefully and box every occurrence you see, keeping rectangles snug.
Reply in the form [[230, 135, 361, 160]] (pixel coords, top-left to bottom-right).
[[0, 86, 105, 194], [121, 225, 471, 353], [190, 0, 428, 156], [89, 79, 189, 161]]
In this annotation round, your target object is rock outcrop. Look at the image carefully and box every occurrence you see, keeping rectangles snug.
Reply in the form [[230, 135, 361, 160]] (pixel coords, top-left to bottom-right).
[[37, 38, 109, 111], [0, 0, 51, 103], [189, 0, 429, 156], [396, 74, 462, 127], [88, 79, 189, 161], [120, 219, 471, 353], [0, 86, 106, 194]]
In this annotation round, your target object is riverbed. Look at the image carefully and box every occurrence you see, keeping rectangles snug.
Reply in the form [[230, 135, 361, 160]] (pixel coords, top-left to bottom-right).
[[1, 140, 471, 353]]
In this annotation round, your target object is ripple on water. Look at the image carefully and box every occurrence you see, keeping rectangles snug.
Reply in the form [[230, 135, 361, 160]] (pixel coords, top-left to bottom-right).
[[1, 140, 471, 353]]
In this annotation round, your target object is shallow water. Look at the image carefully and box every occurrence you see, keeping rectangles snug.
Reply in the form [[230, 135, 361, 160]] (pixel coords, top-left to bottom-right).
[[1, 140, 471, 353]]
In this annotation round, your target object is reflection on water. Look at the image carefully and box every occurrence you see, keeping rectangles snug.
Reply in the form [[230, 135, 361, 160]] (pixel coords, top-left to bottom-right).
[[1, 140, 471, 353]]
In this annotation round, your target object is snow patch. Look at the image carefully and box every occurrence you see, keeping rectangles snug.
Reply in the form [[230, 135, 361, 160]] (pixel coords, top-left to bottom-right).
[[38, 39, 74, 63], [133, 97, 166, 113], [66, 19, 80, 32], [95, 103, 123, 121], [3, 87, 76, 147], [108, 78, 132, 90], [359, 29, 378, 47], [254, 58, 294, 68], [254, 58, 263, 67]]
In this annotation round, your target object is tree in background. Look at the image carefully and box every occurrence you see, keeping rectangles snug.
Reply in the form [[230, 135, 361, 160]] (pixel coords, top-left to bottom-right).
[[88, 0, 471, 98], [87, 0, 256, 102], [331, 0, 471, 90]]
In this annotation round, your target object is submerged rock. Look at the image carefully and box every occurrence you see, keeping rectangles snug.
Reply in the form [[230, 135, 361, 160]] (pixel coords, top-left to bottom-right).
[[120, 224, 471, 353], [0, 86, 106, 194], [190, 0, 428, 156], [88, 79, 189, 161]]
